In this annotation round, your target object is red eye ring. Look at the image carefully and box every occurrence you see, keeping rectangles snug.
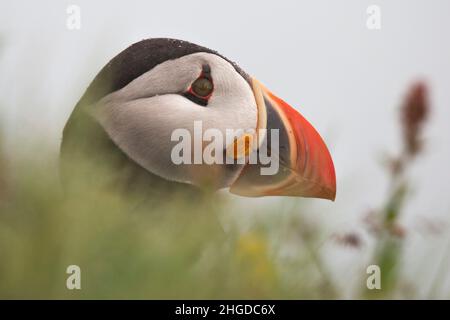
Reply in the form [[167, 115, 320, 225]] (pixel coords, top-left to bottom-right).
[[189, 76, 214, 100], [183, 66, 214, 106]]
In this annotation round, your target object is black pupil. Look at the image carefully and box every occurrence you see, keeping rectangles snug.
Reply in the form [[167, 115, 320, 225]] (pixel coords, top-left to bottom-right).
[[192, 78, 213, 97]]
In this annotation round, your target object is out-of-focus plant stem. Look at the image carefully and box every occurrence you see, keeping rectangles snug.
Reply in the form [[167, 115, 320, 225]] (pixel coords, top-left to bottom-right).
[[366, 82, 429, 298]]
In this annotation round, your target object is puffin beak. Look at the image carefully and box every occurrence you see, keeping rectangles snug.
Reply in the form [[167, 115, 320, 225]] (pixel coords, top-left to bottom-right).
[[229, 79, 336, 201]]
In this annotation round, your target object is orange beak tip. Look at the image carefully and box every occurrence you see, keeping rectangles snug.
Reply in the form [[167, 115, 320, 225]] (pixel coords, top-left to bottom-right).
[[230, 78, 337, 201]]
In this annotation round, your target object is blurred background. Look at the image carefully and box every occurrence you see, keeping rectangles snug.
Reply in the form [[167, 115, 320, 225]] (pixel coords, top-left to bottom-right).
[[0, 0, 449, 298]]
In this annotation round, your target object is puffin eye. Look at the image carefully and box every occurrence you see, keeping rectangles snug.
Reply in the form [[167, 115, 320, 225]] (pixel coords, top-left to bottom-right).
[[191, 78, 213, 97], [183, 66, 214, 106]]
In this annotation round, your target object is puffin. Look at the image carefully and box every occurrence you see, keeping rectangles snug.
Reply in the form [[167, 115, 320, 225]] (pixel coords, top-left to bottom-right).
[[60, 38, 336, 202]]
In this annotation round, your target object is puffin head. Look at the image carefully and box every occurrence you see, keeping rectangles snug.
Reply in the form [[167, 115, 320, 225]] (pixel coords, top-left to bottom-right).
[[61, 38, 336, 201]]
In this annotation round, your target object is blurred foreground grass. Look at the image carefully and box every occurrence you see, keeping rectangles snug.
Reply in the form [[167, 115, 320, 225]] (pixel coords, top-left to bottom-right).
[[0, 145, 334, 299]]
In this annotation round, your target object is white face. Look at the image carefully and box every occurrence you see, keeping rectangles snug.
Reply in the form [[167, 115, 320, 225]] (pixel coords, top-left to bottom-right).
[[91, 52, 258, 188]]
